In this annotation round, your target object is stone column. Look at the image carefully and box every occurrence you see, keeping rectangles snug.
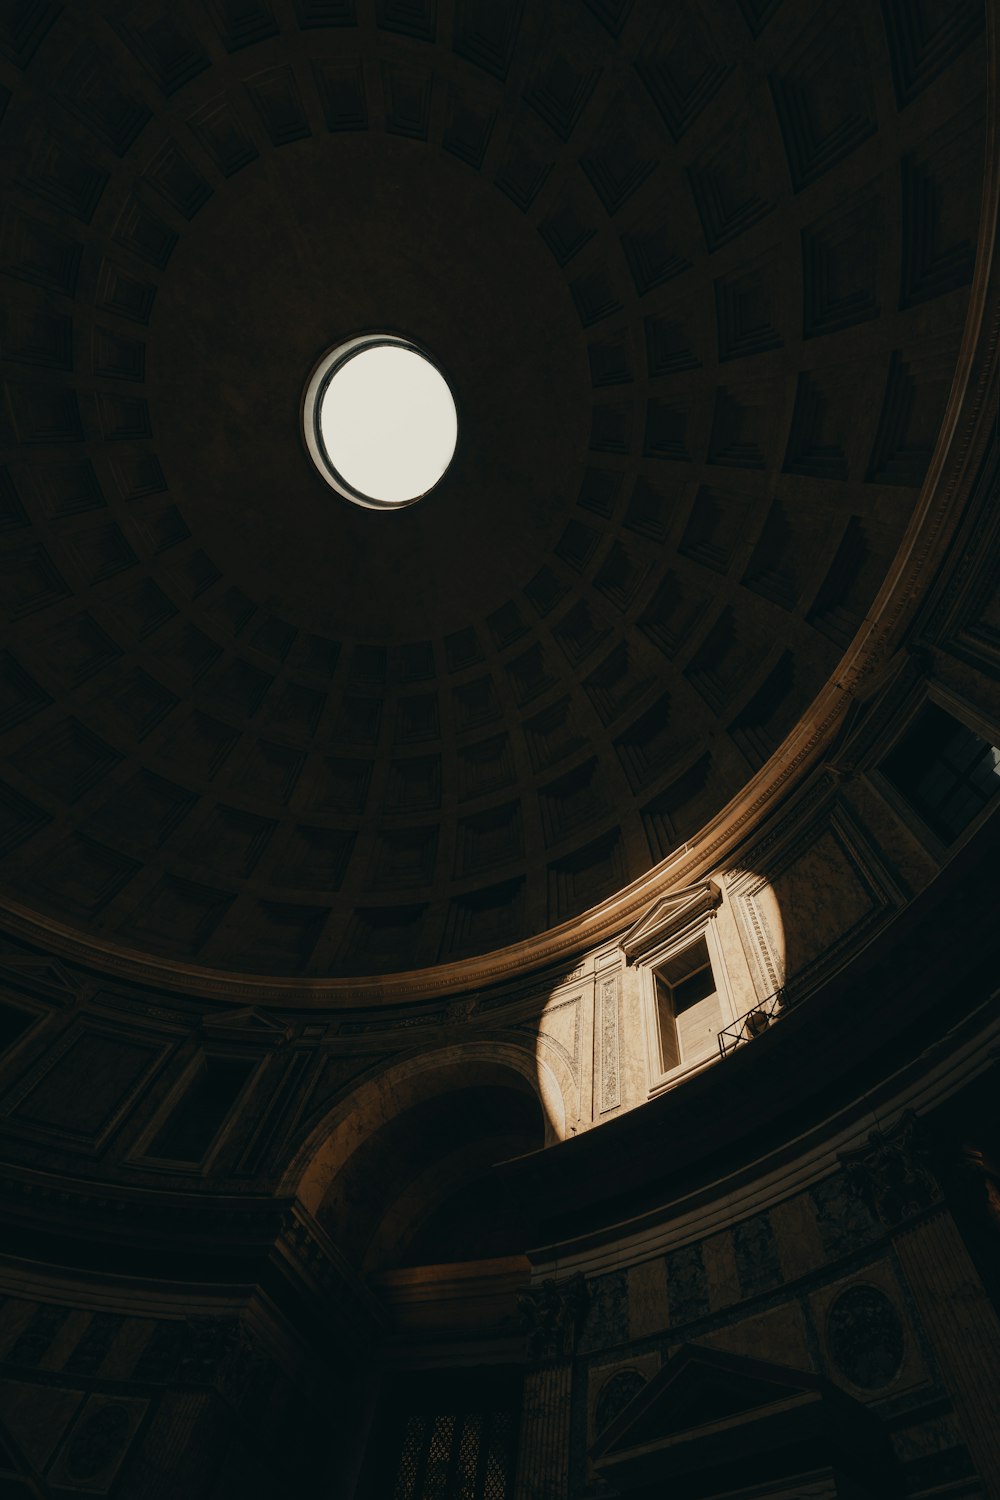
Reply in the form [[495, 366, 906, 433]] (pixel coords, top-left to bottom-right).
[[842, 1113, 1000, 1491], [513, 1362, 574, 1500], [893, 1210, 1000, 1491], [512, 1276, 588, 1500], [945, 1139, 1000, 1319], [961, 1145, 1000, 1238]]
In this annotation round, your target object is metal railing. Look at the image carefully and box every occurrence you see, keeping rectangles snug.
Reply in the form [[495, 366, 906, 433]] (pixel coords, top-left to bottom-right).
[[717, 987, 787, 1058]]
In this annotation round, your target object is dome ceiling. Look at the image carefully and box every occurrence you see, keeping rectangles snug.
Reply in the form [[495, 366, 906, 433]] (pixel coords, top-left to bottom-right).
[[0, 0, 986, 977]]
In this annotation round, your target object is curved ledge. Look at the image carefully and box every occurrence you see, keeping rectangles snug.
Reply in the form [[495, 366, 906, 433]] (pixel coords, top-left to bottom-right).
[[0, 13, 995, 1008]]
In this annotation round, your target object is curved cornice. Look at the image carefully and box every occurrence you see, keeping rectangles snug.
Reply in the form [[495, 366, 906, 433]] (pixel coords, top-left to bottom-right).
[[0, 6, 996, 1006]]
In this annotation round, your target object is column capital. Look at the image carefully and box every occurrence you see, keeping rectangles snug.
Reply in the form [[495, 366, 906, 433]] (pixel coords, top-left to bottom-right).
[[839, 1111, 941, 1227], [518, 1274, 589, 1365]]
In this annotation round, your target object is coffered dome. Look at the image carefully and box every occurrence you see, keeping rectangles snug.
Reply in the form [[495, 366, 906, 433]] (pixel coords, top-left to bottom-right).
[[0, 0, 986, 975]]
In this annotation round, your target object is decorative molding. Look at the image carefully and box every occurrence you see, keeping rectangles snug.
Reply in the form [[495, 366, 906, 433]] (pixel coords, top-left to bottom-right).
[[598, 972, 621, 1114], [276, 1204, 385, 1342], [0, 1164, 290, 1269], [337, 1009, 448, 1034], [478, 961, 588, 1014], [200, 1007, 291, 1046], [91, 990, 188, 1028], [519, 994, 582, 1079], [0, 950, 78, 1004], [619, 881, 721, 965]]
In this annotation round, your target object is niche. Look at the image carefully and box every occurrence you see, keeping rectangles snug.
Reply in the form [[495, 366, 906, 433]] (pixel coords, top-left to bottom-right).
[[146, 1053, 256, 1165]]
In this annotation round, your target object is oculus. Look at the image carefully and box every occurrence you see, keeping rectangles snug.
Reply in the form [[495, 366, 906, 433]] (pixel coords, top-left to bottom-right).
[[303, 335, 458, 510]]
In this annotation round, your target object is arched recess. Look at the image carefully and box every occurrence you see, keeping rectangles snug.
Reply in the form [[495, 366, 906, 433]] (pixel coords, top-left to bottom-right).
[[283, 1050, 563, 1272]]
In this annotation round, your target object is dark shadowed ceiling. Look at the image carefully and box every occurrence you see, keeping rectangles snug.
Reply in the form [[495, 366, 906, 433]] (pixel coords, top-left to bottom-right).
[[0, 0, 987, 975]]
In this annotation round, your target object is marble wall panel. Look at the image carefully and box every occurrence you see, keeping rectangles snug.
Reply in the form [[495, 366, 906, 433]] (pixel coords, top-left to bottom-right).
[[732, 1211, 783, 1297], [627, 1258, 667, 1340], [809, 1171, 881, 1259], [664, 1242, 710, 1325], [579, 1271, 629, 1356], [702, 1230, 741, 1313], [729, 800, 905, 996]]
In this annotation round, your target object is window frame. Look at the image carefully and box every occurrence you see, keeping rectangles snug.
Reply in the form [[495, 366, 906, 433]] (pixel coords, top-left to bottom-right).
[[869, 684, 1000, 863], [127, 1046, 265, 1175], [0, 993, 45, 1065], [643, 921, 736, 1093], [620, 881, 737, 1097], [359, 1366, 522, 1500]]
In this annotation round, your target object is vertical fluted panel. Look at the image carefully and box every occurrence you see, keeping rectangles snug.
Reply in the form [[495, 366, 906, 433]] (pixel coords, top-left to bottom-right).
[[512, 1362, 573, 1500], [895, 1210, 1000, 1487]]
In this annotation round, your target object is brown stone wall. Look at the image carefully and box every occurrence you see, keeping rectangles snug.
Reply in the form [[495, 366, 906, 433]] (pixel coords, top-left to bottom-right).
[[0, 1296, 343, 1496], [560, 1161, 1000, 1497]]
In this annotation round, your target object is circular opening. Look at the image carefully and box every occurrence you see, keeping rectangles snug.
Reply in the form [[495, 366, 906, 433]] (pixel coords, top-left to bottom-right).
[[303, 336, 458, 509]]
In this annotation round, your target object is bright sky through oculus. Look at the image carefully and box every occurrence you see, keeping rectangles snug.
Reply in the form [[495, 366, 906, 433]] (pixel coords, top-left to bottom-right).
[[317, 344, 457, 506]]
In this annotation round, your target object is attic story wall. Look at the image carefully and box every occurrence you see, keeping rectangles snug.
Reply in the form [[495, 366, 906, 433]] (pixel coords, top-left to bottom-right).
[[0, 653, 992, 1210], [0, 634, 995, 1198]]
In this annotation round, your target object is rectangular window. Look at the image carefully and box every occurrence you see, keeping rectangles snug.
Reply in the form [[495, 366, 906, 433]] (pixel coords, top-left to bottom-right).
[[0, 1000, 34, 1055], [362, 1370, 520, 1500], [653, 937, 722, 1072], [390, 1410, 514, 1500], [147, 1054, 255, 1163], [881, 704, 1000, 845]]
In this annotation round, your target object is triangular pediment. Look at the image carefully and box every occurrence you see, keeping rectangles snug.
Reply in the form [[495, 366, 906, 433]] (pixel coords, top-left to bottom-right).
[[592, 1345, 823, 1461], [590, 1344, 899, 1497], [200, 1007, 290, 1044], [0, 952, 76, 1003], [619, 882, 721, 964]]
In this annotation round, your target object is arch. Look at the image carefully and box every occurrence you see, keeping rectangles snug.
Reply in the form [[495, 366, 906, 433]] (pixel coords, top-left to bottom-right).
[[284, 1040, 566, 1216]]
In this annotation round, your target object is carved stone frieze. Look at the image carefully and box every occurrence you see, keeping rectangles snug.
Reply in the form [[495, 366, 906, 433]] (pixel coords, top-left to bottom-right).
[[0, 1166, 287, 1249], [597, 973, 621, 1114], [338, 1010, 448, 1034]]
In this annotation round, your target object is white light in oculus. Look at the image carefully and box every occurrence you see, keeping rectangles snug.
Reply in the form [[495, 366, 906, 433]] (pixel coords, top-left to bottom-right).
[[303, 337, 458, 509]]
